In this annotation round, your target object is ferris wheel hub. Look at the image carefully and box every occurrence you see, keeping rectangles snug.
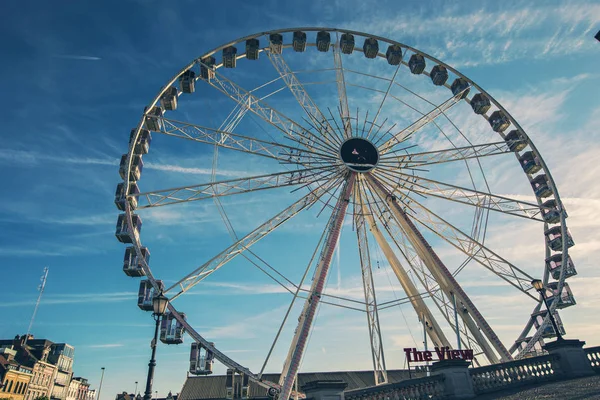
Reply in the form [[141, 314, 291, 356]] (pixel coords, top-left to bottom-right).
[[339, 137, 379, 172]]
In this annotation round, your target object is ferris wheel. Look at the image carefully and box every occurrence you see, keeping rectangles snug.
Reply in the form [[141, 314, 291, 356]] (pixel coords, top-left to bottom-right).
[[115, 28, 578, 399]]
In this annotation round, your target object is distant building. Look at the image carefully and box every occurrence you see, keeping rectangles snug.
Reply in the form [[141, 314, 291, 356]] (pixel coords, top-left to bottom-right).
[[179, 369, 417, 400], [72, 378, 88, 400], [0, 347, 33, 400], [66, 378, 80, 400], [86, 389, 96, 400], [48, 344, 75, 400]]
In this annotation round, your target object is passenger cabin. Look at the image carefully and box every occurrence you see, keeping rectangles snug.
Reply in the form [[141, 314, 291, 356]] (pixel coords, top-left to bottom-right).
[[144, 106, 163, 131], [532, 310, 566, 339], [269, 33, 283, 55], [488, 110, 511, 132], [340, 33, 355, 54], [514, 337, 544, 358], [119, 154, 144, 181], [546, 253, 577, 280], [541, 199, 561, 224], [531, 174, 552, 198], [430, 65, 448, 86], [519, 151, 542, 174], [115, 182, 139, 211], [160, 87, 178, 111], [450, 78, 470, 99], [189, 342, 215, 375], [363, 38, 379, 58], [129, 129, 152, 155], [545, 226, 574, 252], [115, 213, 142, 243], [505, 130, 527, 152], [316, 31, 331, 52], [385, 44, 402, 65], [293, 31, 306, 52], [245, 38, 260, 60], [408, 54, 426, 74], [138, 280, 165, 311], [223, 46, 237, 68], [123, 246, 149, 277], [200, 56, 216, 80], [470, 93, 491, 115], [545, 282, 576, 309], [179, 70, 196, 94], [160, 312, 186, 344]]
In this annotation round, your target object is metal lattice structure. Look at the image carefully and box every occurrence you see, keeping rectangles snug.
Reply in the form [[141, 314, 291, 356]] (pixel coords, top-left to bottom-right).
[[116, 28, 577, 399]]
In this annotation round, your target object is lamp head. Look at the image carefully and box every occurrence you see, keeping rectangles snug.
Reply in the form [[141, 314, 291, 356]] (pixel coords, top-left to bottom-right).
[[531, 279, 544, 292], [153, 292, 169, 316]]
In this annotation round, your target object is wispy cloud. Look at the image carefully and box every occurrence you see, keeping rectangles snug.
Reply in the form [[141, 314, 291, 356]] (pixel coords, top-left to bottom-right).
[[53, 55, 102, 61], [0, 292, 136, 308], [88, 343, 124, 349]]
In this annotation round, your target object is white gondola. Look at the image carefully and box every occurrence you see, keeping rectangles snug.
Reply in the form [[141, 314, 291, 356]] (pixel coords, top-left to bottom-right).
[[430, 65, 448, 86], [363, 37, 379, 58], [138, 279, 165, 311], [385, 44, 402, 65], [545, 226, 575, 252], [514, 337, 544, 358], [518, 151, 542, 174], [115, 214, 142, 244], [316, 31, 331, 52], [246, 38, 260, 60], [531, 174, 552, 198], [470, 93, 491, 115], [160, 312, 186, 344], [505, 129, 527, 152], [450, 77, 470, 99], [269, 33, 283, 55], [532, 310, 565, 339], [340, 33, 355, 54], [223, 46, 237, 68], [129, 129, 152, 155], [123, 246, 149, 277], [179, 70, 196, 94], [545, 253, 577, 280], [200, 56, 215, 80], [541, 199, 562, 224], [408, 54, 426, 74], [488, 110, 511, 132], [119, 154, 143, 182], [144, 106, 163, 132], [545, 282, 576, 309], [160, 87, 178, 111], [292, 31, 307, 52], [189, 342, 215, 375], [115, 182, 139, 211]]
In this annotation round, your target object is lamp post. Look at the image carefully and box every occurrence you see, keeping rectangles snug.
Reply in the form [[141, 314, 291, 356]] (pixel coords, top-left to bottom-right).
[[531, 279, 564, 341], [143, 292, 169, 400], [97, 367, 105, 400], [135, 382, 138, 396]]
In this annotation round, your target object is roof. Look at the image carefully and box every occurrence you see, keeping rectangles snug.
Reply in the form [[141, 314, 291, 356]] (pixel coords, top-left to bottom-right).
[[179, 369, 417, 400]]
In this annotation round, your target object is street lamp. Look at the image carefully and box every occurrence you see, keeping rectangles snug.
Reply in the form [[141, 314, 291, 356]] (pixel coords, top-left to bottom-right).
[[97, 367, 105, 400], [531, 279, 564, 341], [143, 292, 169, 400]]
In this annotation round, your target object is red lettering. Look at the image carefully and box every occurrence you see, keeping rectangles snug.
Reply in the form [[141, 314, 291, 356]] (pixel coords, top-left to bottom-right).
[[451, 350, 460, 359], [424, 351, 432, 361], [434, 347, 446, 360], [403, 348, 413, 362]]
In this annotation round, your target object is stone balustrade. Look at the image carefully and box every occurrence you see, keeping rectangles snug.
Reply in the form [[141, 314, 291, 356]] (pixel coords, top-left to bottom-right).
[[344, 375, 445, 400], [470, 354, 558, 395], [585, 346, 600, 372]]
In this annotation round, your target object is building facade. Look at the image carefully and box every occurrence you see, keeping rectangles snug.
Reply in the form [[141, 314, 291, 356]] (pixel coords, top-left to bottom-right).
[[66, 378, 80, 400], [0, 349, 33, 400], [86, 389, 95, 400], [72, 378, 88, 400], [48, 344, 74, 400]]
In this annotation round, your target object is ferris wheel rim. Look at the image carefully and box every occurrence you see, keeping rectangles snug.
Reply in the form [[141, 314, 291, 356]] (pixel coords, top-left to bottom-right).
[[119, 27, 575, 386]]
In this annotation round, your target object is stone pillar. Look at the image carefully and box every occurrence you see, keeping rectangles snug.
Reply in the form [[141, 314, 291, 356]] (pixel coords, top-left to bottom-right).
[[301, 380, 347, 400], [543, 339, 594, 379], [430, 359, 475, 399]]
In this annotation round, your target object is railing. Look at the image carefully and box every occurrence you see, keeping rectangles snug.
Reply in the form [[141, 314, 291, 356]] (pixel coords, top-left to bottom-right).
[[344, 375, 445, 400], [585, 346, 600, 372], [470, 354, 558, 394]]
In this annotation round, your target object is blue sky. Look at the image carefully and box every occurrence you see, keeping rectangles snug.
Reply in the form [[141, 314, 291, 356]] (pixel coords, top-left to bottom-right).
[[1, 0, 599, 398]]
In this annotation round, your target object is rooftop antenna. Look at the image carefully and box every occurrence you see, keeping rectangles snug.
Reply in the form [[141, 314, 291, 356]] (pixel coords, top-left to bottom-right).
[[24, 267, 49, 346]]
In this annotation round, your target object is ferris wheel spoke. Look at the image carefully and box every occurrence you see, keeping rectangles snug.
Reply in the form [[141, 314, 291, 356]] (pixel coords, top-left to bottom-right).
[[333, 33, 352, 140], [364, 177, 507, 363], [165, 176, 341, 300], [373, 168, 543, 221], [366, 62, 402, 142], [265, 47, 341, 148], [379, 141, 515, 168], [198, 60, 338, 157], [377, 93, 463, 154], [133, 167, 338, 209], [354, 182, 387, 385]]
